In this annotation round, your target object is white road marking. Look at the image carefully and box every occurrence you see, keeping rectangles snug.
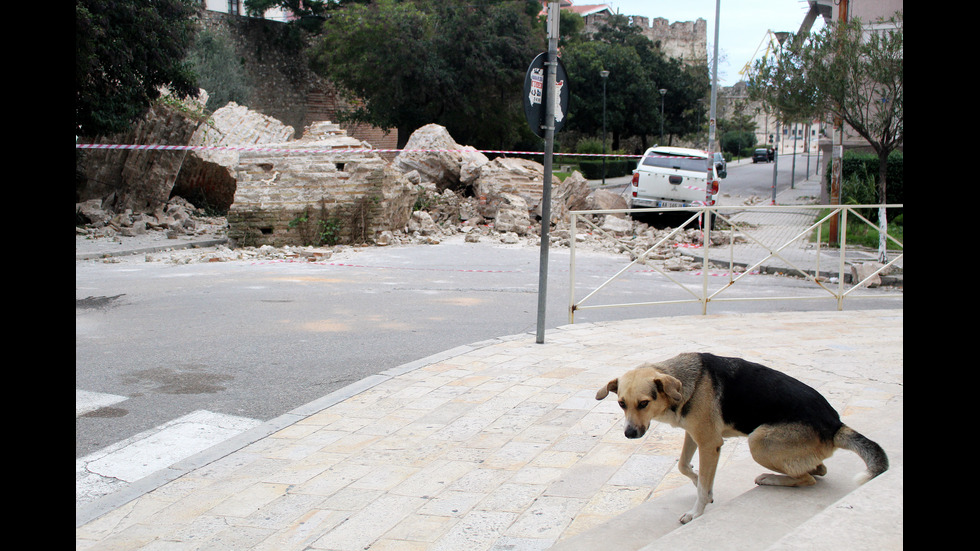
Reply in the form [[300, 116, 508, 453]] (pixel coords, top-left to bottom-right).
[[75, 389, 128, 417], [76, 409, 262, 505]]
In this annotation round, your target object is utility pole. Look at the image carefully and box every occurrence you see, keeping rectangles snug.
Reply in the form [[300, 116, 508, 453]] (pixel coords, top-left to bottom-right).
[[705, 1, 721, 222], [535, 1, 559, 344]]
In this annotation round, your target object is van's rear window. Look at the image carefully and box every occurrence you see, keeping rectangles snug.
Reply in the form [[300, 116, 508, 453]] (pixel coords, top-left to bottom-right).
[[641, 154, 707, 172]]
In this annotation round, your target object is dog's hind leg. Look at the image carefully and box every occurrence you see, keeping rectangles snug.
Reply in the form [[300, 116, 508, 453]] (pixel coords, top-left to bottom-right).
[[747, 424, 832, 487]]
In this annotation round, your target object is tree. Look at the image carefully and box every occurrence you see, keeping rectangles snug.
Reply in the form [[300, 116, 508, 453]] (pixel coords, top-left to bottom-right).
[[75, 0, 199, 137], [750, 12, 902, 261], [186, 27, 252, 110], [561, 13, 708, 151], [244, 0, 366, 31], [310, 0, 542, 149]]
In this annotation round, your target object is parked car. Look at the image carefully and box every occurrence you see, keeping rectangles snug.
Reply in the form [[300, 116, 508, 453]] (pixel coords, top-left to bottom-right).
[[713, 152, 727, 178], [752, 148, 770, 163], [630, 146, 721, 208]]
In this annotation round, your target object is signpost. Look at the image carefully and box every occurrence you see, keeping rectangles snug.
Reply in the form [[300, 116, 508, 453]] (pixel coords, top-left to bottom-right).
[[526, 2, 566, 344]]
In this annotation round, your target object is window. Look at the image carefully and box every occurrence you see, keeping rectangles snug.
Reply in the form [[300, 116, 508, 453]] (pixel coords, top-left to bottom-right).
[[641, 153, 707, 172]]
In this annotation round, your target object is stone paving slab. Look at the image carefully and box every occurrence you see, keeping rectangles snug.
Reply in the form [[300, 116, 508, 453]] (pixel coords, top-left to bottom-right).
[[76, 309, 903, 551]]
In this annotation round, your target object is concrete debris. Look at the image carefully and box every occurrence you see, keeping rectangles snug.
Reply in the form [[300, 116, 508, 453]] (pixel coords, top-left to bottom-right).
[[76, 113, 713, 269], [75, 196, 225, 239], [392, 123, 489, 191], [171, 100, 297, 212]]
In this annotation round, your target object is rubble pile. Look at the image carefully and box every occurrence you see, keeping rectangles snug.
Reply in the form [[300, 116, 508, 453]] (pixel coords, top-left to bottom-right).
[[76, 102, 718, 269], [75, 195, 226, 240]]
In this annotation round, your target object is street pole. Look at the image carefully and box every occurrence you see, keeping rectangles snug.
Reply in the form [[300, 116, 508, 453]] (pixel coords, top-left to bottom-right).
[[601, 70, 609, 186], [705, 0, 720, 233], [659, 88, 667, 144], [536, 1, 559, 344], [771, 120, 780, 205]]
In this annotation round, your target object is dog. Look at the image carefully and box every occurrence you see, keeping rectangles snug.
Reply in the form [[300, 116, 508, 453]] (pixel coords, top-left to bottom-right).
[[595, 352, 888, 524]]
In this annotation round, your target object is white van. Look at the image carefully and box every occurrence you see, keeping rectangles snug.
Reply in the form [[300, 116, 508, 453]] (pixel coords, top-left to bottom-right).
[[629, 146, 722, 208]]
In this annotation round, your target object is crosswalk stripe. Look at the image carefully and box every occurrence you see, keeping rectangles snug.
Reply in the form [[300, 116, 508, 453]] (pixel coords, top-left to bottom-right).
[[76, 409, 262, 505], [75, 389, 128, 417]]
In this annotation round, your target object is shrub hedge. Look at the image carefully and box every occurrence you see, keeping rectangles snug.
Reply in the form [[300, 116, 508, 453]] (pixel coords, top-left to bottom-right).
[[577, 158, 637, 179], [825, 150, 903, 204]]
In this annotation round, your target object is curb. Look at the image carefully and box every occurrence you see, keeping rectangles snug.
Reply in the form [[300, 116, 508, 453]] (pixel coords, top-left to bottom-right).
[[75, 238, 229, 260], [75, 334, 522, 528]]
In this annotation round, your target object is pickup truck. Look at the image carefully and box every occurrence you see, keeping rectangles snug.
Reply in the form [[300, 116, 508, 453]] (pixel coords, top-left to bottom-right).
[[629, 146, 723, 208]]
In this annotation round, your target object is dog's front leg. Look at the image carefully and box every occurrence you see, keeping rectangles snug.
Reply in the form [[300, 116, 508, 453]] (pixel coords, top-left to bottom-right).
[[677, 432, 699, 485], [680, 437, 721, 524]]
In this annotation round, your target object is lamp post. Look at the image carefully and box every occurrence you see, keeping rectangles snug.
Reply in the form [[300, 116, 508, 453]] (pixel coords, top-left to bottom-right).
[[659, 88, 667, 144], [601, 70, 609, 186]]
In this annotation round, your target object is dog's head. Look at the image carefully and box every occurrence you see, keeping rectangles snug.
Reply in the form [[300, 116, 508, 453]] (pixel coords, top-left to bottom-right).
[[596, 366, 683, 439]]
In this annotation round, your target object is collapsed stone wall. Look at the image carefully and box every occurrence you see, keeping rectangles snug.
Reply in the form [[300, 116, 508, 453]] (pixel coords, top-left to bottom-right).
[[171, 101, 297, 213], [227, 122, 417, 247], [77, 98, 207, 212]]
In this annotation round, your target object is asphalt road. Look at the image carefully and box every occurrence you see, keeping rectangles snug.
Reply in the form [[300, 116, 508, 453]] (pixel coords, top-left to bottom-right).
[[77, 152, 891, 505]]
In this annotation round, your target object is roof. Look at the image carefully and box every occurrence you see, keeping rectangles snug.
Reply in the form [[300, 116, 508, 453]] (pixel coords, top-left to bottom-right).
[[538, 1, 614, 17]]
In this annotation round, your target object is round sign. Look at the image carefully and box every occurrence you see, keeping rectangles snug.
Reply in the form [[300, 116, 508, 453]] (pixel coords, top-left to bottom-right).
[[523, 52, 569, 138]]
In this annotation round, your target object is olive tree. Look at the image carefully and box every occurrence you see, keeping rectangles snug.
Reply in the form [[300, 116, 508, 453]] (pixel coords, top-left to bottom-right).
[[750, 12, 903, 261]]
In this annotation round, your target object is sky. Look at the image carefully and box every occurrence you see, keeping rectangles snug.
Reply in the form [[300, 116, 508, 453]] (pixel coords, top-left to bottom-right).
[[602, 0, 824, 87]]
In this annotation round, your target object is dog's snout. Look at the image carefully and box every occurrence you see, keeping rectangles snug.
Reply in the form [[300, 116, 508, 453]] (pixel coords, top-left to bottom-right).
[[624, 425, 645, 439]]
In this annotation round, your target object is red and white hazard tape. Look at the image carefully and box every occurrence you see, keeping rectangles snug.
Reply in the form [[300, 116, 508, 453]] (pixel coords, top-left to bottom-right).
[[74, 142, 643, 158]]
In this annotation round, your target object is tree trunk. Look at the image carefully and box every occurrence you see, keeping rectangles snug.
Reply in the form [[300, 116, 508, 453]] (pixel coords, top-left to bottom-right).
[[877, 151, 889, 263]]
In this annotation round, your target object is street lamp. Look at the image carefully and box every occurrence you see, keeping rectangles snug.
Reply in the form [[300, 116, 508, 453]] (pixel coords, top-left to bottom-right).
[[601, 70, 609, 186], [659, 88, 667, 144]]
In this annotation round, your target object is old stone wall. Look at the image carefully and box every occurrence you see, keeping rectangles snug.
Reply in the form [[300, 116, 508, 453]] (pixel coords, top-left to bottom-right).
[[77, 100, 206, 212], [198, 11, 397, 150], [631, 16, 708, 64], [227, 122, 416, 247], [580, 12, 707, 65]]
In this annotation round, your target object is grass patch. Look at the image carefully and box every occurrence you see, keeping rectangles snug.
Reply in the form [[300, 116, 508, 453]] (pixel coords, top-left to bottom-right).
[[812, 208, 903, 250]]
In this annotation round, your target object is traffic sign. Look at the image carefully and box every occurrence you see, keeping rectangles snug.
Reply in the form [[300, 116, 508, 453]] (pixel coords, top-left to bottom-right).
[[523, 52, 569, 138]]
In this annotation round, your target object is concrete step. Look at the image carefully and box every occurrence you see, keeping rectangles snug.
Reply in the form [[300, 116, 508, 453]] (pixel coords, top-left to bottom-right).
[[551, 414, 902, 551], [764, 461, 903, 551]]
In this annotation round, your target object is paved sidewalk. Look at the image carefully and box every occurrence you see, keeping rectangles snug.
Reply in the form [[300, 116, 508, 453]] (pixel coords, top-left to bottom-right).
[[76, 309, 903, 551]]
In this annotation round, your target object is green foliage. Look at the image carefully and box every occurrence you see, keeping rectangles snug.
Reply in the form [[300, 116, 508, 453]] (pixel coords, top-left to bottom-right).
[[288, 202, 342, 246], [825, 151, 903, 206], [719, 131, 756, 158], [186, 27, 252, 110], [244, 0, 360, 20], [75, 0, 199, 137], [577, 158, 635, 179], [560, 13, 709, 151], [749, 13, 903, 198], [310, 0, 543, 149], [814, 207, 903, 251], [575, 138, 604, 155]]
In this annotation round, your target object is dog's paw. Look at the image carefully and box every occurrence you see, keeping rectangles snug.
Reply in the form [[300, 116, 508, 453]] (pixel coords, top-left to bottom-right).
[[755, 473, 816, 487], [679, 510, 700, 524]]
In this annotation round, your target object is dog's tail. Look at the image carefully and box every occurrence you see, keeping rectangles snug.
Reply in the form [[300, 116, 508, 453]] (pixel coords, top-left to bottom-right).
[[834, 425, 888, 484]]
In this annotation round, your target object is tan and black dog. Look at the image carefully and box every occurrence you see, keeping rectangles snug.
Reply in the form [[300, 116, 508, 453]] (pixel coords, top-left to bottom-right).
[[596, 352, 888, 524]]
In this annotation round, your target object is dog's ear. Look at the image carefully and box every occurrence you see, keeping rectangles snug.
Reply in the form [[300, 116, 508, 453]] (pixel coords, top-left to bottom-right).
[[654, 375, 683, 404], [596, 378, 618, 400]]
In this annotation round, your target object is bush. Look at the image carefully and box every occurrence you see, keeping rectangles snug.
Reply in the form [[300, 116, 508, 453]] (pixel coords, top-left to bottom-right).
[[573, 137, 635, 179], [578, 158, 636, 179], [720, 130, 756, 158], [825, 151, 903, 205]]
